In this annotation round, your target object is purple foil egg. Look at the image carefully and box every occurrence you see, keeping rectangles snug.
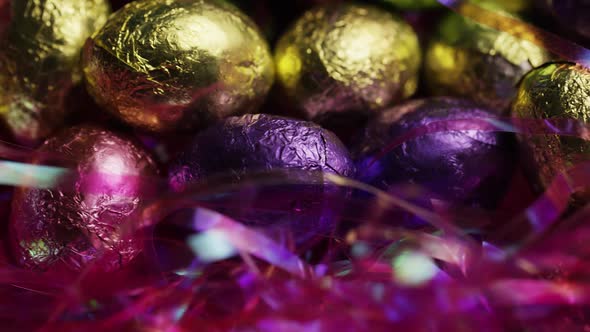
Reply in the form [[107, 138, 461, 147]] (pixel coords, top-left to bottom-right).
[[169, 114, 355, 187], [354, 98, 516, 209], [166, 114, 355, 248], [10, 126, 158, 272]]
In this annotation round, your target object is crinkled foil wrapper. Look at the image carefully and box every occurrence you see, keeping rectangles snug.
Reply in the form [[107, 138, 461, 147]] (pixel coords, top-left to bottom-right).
[[169, 114, 355, 189], [0, 0, 110, 145], [82, 0, 275, 133], [354, 97, 516, 209], [512, 62, 590, 195], [275, 3, 421, 121], [168, 113, 355, 244], [425, 8, 551, 112], [10, 126, 158, 272]]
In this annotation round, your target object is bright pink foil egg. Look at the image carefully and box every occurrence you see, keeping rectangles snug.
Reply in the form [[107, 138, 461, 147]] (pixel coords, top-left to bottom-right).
[[9, 126, 158, 272]]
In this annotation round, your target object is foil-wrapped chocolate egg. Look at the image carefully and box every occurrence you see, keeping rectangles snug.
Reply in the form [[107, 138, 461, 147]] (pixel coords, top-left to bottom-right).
[[355, 97, 515, 208], [512, 62, 590, 195], [169, 114, 355, 187], [168, 114, 355, 243], [424, 9, 551, 112], [0, 0, 111, 145], [274, 3, 421, 121], [82, 0, 275, 133], [10, 126, 158, 272]]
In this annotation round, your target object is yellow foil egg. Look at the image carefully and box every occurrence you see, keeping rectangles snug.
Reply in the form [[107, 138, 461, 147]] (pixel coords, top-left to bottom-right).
[[0, 0, 111, 145], [82, 0, 275, 133], [424, 9, 551, 113], [512, 62, 590, 195], [274, 3, 421, 121]]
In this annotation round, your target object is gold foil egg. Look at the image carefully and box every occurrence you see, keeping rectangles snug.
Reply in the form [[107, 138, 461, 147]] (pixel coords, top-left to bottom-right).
[[512, 62, 590, 195], [424, 8, 551, 112], [82, 0, 275, 133], [0, 0, 111, 145], [274, 3, 421, 121]]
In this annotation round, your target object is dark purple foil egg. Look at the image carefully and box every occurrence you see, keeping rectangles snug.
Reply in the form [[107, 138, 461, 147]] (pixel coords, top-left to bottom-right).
[[167, 114, 354, 248], [354, 98, 516, 209], [10, 126, 158, 272], [169, 114, 354, 188]]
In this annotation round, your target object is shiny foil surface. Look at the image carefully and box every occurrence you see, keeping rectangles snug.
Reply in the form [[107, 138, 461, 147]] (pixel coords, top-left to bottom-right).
[[169, 114, 355, 189], [168, 114, 355, 243], [10, 126, 158, 272], [424, 8, 551, 112], [512, 62, 590, 195], [0, 0, 111, 145], [274, 3, 421, 121], [82, 0, 275, 133], [355, 97, 516, 209]]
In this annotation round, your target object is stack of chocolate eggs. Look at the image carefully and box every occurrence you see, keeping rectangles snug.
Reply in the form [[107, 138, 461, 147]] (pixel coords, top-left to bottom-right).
[[1, 0, 588, 277]]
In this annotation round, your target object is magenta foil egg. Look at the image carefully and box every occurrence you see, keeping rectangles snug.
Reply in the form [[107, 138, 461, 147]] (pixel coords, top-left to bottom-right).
[[10, 126, 158, 272], [167, 114, 355, 246]]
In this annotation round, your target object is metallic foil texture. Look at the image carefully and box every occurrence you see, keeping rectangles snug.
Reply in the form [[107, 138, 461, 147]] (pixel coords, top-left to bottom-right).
[[82, 0, 275, 133], [168, 114, 355, 244], [10, 126, 158, 272], [512, 62, 590, 195], [355, 97, 516, 209], [274, 3, 421, 121], [424, 8, 551, 113], [169, 114, 355, 188], [0, 0, 111, 145]]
